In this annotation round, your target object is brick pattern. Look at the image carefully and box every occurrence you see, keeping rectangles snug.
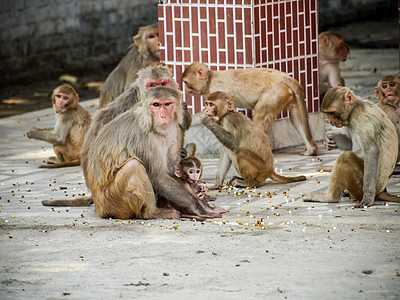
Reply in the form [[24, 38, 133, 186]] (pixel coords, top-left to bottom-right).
[[158, 0, 319, 118]]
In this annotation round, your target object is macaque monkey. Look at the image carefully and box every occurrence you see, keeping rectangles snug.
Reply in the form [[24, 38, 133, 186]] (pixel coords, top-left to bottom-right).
[[26, 84, 91, 168], [304, 87, 399, 207], [99, 23, 160, 108], [375, 75, 400, 167], [174, 143, 214, 203], [182, 62, 318, 156], [83, 87, 225, 220], [200, 91, 307, 189], [318, 31, 350, 99]]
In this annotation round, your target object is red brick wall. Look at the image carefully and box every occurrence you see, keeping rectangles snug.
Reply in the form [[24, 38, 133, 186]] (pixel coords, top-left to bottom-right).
[[158, 0, 319, 118]]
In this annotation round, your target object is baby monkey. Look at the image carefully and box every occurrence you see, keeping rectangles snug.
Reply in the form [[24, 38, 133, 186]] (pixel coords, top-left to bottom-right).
[[174, 143, 215, 203]]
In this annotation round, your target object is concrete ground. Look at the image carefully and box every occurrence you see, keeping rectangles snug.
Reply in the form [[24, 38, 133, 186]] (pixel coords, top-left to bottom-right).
[[1, 48, 399, 299]]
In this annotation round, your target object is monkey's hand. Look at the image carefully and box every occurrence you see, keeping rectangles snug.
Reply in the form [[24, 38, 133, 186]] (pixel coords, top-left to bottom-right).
[[200, 114, 213, 126], [325, 135, 337, 150], [26, 127, 40, 139], [182, 102, 188, 111], [180, 147, 187, 158], [326, 133, 352, 151]]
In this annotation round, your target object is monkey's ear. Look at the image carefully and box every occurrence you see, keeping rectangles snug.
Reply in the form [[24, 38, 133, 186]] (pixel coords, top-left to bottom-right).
[[197, 68, 207, 80], [174, 164, 182, 178], [320, 35, 329, 46], [374, 87, 380, 100], [344, 90, 355, 105], [134, 35, 142, 47], [73, 94, 80, 107], [226, 99, 235, 111]]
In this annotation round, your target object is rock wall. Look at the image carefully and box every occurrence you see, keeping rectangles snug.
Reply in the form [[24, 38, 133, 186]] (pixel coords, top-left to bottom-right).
[[0, 0, 159, 85]]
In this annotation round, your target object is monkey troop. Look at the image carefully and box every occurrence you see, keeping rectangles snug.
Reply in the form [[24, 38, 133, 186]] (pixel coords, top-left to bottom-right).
[[26, 84, 91, 168]]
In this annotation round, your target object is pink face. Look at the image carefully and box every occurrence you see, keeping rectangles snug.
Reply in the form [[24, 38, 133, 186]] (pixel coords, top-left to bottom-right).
[[149, 99, 175, 127], [146, 29, 160, 57], [380, 81, 399, 101], [146, 79, 172, 89], [53, 92, 73, 114], [187, 167, 202, 184]]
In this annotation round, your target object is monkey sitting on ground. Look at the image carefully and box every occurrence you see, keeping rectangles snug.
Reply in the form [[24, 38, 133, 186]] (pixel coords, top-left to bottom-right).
[[174, 143, 215, 203], [304, 87, 399, 207], [375, 75, 400, 173], [182, 62, 318, 156], [318, 31, 349, 100], [99, 23, 160, 108], [84, 87, 225, 220], [200, 91, 306, 189], [26, 84, 91, 168]]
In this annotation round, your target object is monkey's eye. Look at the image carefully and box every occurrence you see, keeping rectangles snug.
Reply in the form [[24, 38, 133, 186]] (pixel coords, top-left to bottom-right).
[[152, 103, 160, 107], [196, 170, 201, 174], [382, 84, 388, 89], [188, 170, 194, 174], [161, 81, 168, 86], [149, 82, 157, 87], [63, 96, 69, 100], [164, 102, 173, 106], [389, 82, 396, 87]]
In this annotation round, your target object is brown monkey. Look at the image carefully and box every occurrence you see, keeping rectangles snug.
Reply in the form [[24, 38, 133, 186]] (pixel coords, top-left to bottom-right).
[[26, 84, 91, 168], [182, 62, 318, 156], [318, 31, 349, 100], [99, 23, 160, 108], [42, 64, 191, 208], [200, 91, 306, 189], [174, 143, 215, 203], [375, 75, 400, 166], [304, 87, 399, 207], [84, 87, 225, 220]]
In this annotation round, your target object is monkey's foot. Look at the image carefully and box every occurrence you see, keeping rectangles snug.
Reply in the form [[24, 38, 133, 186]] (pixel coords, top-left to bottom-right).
[[46, 156, 58, 164], [303, 192, 337, 203], [228, 176, 249, 188], [154, 208, 180, 219], [299, 148, 318, 156], [355, 199, 374, 208]]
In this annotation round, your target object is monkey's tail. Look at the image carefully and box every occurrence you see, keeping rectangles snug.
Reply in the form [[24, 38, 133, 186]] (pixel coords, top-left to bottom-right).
[[42, 197, 93, 207], [270, 171, 306, 183], [39, 160, 80, 168]]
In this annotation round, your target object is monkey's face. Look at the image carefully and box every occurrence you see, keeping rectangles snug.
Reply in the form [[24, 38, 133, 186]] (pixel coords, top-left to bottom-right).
[[146, 29, 160, 57], [335, 38, 349, 61], [182, 76, 206, 96], [53, 92, 75, 114], [186, 167, 202, 184], [379, 80, 399, 103], [204, 100, 219, 121], [150, 99, 176, 128], [324, 109, 348, 128]]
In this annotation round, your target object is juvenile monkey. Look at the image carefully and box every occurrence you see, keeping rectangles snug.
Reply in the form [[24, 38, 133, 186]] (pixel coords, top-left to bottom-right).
[[318, 31, 349, 100], [200, 91, 306, 188], [26, 84, 91, 168], [182, 62, 318, 156], [375, 75, 400, 165], [304, 87, 399, 207], [174, 143, 214, 202], [99, 23, 160, 108]]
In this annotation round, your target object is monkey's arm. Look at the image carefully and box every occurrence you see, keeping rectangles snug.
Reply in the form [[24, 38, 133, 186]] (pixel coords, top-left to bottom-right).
[[358, 146, 380, 207], [26, 124, 69, 146], [330, 133, 352, 151], [180, 102, 192, 131], [201, 116, 238, 152], [214, 148, 232, 188]]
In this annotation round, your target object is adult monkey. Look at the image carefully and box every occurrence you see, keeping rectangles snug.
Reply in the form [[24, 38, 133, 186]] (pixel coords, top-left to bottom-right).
[[304, 87, 399, 207], [375, 75, 400, 172], [26, 84, 91, 168], [318, 31, 349, 100], [84, 87, 225, 219], [200, 91, 306, 188], [182, 62, 318, 156], [99, 23, 160, 108]]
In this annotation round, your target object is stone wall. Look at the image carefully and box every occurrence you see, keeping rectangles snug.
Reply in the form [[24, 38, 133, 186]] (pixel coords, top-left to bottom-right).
[[0, 0, 159, 85]]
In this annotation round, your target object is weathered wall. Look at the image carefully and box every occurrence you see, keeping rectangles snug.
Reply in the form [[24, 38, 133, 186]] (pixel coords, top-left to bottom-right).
[[0, 0, 159, 85], [319, 0, 397, 29]]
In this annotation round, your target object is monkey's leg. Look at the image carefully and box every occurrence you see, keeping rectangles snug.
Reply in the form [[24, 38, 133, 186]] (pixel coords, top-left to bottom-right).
[[95, 158, 179, 220], [288, 105, 318, 156], [330, 152, 364, 202], [212, 148, 232, 189], [377, 189, 400, 203]]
